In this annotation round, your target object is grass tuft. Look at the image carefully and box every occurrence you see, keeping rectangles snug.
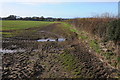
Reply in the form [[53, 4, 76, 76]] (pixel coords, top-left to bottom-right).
[[89, 40, 101, 53]]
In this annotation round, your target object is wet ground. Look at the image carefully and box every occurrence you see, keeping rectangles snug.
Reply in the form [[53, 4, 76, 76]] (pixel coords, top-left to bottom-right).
[[2, 23, 120, 79]]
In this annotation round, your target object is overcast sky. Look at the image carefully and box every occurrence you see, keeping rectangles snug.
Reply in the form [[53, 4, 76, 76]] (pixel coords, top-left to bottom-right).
[[0, 2, 118, 18]]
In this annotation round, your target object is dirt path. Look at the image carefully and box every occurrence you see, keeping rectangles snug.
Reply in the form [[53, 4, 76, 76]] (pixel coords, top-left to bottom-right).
[[2, 23, 119, 79]]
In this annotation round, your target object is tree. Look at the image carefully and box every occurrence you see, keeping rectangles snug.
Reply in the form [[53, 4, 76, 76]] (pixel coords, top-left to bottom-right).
[[7, 15, 17, 20], [40, 16, 45, 21]]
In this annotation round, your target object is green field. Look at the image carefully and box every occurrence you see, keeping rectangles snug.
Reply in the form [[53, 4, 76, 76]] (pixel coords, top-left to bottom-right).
[[1, 20, 56, 37], [1, 20, 76, 38], [2, 20, 55, 30]]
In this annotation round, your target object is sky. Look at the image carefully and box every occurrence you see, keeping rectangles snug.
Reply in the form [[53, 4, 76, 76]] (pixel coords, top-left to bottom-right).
[[0, 2, 118, 18], [0, 0, 119, 2]]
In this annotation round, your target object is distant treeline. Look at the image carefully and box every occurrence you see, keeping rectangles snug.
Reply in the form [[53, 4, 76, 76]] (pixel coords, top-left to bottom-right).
[[66, 18, 120, 45], [1, 15, 68, 21]]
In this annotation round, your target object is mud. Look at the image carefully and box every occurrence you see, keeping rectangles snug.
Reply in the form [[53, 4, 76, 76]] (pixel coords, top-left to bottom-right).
[[2, 23, 120, 79], [70, 41, 119, 78]]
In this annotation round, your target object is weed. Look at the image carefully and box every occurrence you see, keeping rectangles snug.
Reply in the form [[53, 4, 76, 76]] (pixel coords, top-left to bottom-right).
[[117, 57, 120, 62], [70, 29, 77, 32], [89, 40, 101, 53], [79, 35, 88, 40], [103, 52, 114, 59], [59, 52, 82, 77], [2, 32, 15, 37], [62, 22, 73, 28]]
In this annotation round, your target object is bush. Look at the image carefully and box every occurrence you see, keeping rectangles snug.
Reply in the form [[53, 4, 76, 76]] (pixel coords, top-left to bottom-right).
[[108, 19, 120, 44], [66, 18, 119, 44]]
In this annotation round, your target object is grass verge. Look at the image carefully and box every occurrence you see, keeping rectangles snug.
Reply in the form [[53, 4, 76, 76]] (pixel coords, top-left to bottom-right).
[[58, 48, 83, 78], [89, 40, 101, 53]]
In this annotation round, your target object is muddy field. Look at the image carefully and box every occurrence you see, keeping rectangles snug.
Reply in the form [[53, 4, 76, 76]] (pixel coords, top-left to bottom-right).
[[1, 22, 120, 79]]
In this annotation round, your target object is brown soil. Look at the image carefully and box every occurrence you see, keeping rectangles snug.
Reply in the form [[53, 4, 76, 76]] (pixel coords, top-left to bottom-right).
[[2, 23, 120, 79]]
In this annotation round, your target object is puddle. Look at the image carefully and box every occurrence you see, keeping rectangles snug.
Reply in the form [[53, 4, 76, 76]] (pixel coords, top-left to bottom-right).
[[37, 39, 49, 42], [0, 49, 25, 54], [57, 38, 66, 42], [37, 38, 56, 42], [37, 38, 66, 42], [48, 39, 56, 42]]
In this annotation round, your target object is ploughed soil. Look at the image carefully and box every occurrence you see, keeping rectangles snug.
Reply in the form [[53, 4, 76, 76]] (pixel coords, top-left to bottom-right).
[[2, 23, 120, 79]]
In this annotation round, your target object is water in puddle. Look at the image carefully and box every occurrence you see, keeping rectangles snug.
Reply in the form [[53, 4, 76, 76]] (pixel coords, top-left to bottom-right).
[[57, 38, 66, 42], [37, 39, 56, 42], [37, 39, 49, 42], [37, 38, 66, 42], [48, 39, 56, 42], [0, 49, 25, 54]]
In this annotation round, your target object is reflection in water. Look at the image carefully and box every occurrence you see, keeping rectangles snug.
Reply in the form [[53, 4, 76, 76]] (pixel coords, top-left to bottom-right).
[[57, 38, 66, 42], [37, 38, 66, 42], [48, 39, 56, 42], [0, 49, 25, 54], [37, 39, 49, 42]]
